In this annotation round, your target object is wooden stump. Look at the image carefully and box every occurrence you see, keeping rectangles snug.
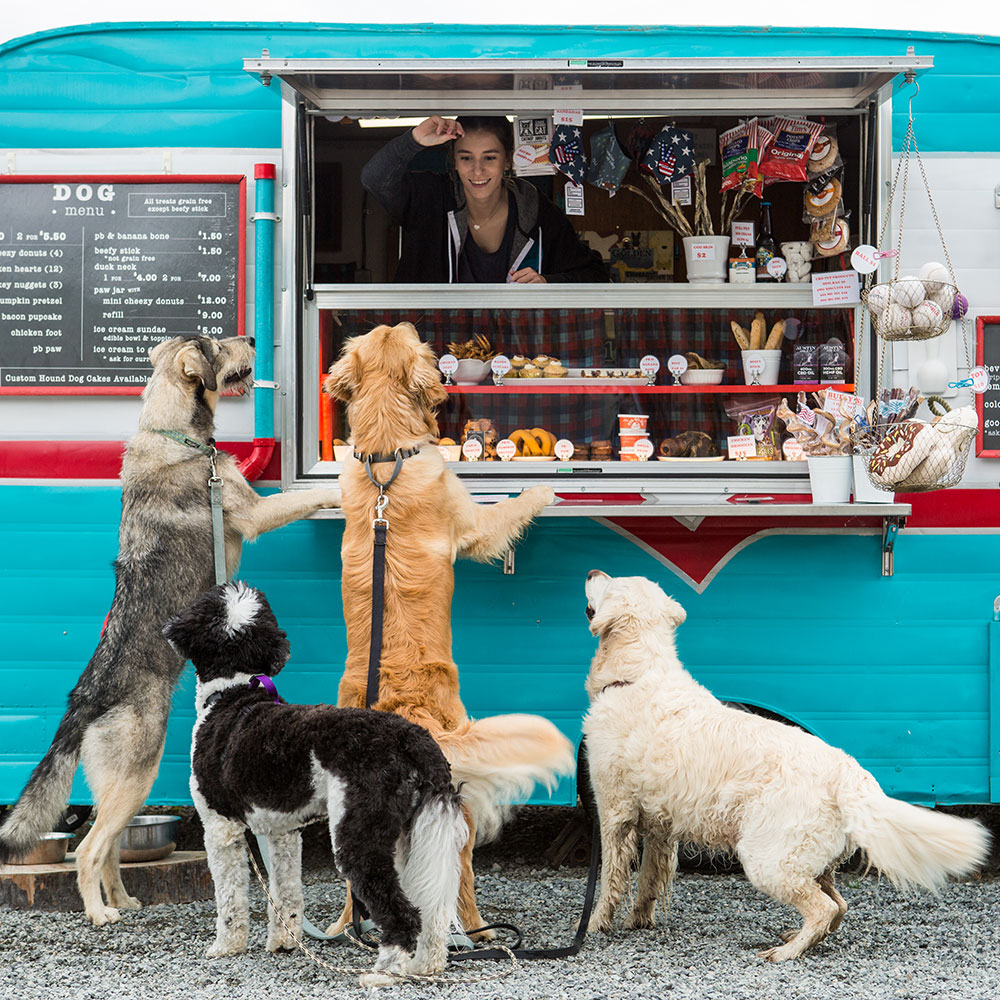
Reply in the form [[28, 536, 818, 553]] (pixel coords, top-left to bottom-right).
[[0, 851, 213, 911]]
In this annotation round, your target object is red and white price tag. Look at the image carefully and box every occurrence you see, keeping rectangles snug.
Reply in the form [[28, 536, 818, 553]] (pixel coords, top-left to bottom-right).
[[496, 438, 517, 462], [850, 244, 881, 275], [438, 353, 458, 376], [731, 221, 754, 248], [689, 241, 717, 262], [514, 144, 539, 169], [745, 357, 766, 379], [462, 438, 483, 461], [491, 354, 511, 377], [782, 438, 805, 461], [822, 389, 862, 418], [667, 354, 689, 377], [633, 437, 655, 461], [727, 434, 757, 460], [554, 438, 575, 461], [971, 366, 991, 393], [767, 256, 788, 279], [553, 109, 583, 126], [639, 354, 661, 377]]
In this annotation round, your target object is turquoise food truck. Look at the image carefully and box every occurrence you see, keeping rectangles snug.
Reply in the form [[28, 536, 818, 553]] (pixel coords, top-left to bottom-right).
[[1, 21, 999, 811]]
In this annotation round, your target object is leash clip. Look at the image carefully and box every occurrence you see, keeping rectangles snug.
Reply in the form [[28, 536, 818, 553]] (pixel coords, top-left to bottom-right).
[[373, 489, 389, 528]]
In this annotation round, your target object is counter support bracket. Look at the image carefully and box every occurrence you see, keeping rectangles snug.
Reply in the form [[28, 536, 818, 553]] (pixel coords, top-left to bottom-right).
[[881, 516, 905, 577]]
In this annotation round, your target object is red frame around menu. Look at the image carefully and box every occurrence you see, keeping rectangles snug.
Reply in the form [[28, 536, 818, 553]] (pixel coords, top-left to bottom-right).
[[975, 315, 1000, 457], [0, 174, 246, 396]]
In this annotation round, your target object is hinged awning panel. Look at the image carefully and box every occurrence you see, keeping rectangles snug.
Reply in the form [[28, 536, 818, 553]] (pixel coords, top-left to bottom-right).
[[243, 55, 932, 114]]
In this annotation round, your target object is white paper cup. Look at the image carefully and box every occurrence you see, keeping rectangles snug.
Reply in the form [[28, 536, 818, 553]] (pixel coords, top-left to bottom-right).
[[741, 349, 782, 385], [807, 455, 852, 504]]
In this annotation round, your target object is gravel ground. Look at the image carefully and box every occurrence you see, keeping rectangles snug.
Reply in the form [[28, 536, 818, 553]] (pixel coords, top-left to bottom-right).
[[4, 806, 1000, 1000]]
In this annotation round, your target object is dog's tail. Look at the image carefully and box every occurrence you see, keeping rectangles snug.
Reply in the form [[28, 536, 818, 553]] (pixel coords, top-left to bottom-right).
[[400, 790, 467, 959], [0, 710, 84, 863], [840, 769, 991, 892], [436, 715, 575, 844]]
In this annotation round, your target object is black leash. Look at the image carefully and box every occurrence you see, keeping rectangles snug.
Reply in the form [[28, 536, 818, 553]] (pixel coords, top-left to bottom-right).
[[357, 445, 601, 962]]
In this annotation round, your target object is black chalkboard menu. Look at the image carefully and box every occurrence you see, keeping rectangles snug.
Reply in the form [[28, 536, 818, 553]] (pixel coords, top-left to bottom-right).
[[976, 316, 1000, 456], [0, 176, 245, 394]]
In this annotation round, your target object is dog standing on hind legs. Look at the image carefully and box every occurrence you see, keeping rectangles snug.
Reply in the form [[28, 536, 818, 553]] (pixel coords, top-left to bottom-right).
[[0, 335, 341, 927], [322, 322, 575, 937]]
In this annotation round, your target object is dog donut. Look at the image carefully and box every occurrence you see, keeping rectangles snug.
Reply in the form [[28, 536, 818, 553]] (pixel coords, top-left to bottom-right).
[[868, 422, 936, 487], [809, 133, 839, 173], [813, 218, 850, 257], [805, 178, 842, 217]]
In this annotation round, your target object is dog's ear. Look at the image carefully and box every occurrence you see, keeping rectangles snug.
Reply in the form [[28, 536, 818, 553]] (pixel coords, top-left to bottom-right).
[[149, 337, 182, 368], [662, 595, 687, 629], [409, 339, 449, 411], [176, 339, 218, 392], [324, 338, 363, 402]]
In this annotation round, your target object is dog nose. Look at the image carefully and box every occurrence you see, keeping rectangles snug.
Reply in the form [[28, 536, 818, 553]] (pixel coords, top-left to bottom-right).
[[246, 337, 255, 348]]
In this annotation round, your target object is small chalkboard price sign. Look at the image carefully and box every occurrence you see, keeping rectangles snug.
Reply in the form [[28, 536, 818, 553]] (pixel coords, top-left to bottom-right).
[[0, 175, 245, 395], [976, 316, 1000, 457]]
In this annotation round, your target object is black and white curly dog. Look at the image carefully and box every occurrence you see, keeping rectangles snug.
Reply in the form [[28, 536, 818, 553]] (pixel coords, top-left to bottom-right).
[[163, 581, 467, 986]]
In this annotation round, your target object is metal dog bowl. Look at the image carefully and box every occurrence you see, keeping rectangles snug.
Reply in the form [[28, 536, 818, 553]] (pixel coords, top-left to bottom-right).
[[118, 815, 179, 862], [8, 831, 73, 865]]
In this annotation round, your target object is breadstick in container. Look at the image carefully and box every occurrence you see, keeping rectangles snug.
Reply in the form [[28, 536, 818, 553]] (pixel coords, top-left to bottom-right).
[[764, 320, 786, 350], [730, 320, 751, 350], [750, 312, 766, 350]]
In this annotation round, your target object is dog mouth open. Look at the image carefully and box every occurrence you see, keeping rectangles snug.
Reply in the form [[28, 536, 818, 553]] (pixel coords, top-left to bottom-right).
[[222, 366, 254, 395]]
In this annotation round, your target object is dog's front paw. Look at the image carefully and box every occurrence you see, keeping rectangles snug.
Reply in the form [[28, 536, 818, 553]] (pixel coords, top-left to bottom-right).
[[310, 488, 342, 509], [524, 485, 555, 509], [358, 972, 397, 988], [578, 912, 612, 935], [624, 913, 654, 930], [266, 928, 300, 953]]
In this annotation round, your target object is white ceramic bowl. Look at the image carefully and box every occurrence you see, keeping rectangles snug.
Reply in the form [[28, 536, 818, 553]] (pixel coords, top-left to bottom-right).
[[679, 368, 725, 385], [452, 359, 491, 385]]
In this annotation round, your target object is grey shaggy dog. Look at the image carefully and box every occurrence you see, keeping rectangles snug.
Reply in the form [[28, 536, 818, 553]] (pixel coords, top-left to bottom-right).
[[0, 335, 341, 926]]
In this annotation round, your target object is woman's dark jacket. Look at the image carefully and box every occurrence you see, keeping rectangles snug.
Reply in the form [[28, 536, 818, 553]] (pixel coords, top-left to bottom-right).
[[361, 131, 608, 283]]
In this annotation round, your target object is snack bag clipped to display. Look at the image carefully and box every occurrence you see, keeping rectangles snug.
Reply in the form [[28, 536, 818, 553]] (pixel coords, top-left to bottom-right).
[[724, 395, 783, 460], [759, 117, 825, 183], [720, 118, 774, 197], [807, 125, 842, 177], [803, 165, 846, 236]]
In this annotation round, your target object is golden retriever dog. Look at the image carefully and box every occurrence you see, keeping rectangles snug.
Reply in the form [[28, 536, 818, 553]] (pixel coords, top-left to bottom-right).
[[581, 570, 990, 961], [323, 322, 574, 936]]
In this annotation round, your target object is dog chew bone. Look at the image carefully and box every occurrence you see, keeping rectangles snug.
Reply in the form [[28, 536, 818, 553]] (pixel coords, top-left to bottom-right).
[[730, 321, 751, 350], [750, 313, 766, 350], [764, 320, 785, 350]]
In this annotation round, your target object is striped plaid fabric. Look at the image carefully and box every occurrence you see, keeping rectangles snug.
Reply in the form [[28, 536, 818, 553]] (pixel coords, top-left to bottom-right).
[[333, 307, 854, 451]]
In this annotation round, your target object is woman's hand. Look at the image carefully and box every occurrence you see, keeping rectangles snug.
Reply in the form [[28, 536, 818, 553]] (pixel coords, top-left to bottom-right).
[[509, 268, 547, 284], [411, 116, 464, 148]]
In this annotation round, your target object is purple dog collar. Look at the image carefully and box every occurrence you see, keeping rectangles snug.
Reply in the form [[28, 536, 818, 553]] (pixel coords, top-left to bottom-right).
[[250, 675, 281, 703]]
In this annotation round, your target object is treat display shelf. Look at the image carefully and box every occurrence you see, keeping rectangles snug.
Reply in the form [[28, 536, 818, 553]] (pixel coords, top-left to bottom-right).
[[444, 384, 856, 395]]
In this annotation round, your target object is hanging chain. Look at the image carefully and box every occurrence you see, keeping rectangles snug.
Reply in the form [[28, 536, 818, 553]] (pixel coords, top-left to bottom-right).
[[245, 847, 517, 986]]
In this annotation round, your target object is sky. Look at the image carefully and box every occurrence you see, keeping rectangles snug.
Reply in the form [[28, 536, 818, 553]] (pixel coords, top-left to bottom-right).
[[1, 0, 998, 47]]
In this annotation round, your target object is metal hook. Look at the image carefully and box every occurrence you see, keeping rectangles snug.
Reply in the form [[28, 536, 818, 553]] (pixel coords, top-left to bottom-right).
[[902, 70, 919, 123]]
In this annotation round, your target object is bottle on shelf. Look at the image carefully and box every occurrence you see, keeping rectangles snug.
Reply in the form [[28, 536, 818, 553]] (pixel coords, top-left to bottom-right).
[[755, 201, 777, 282]]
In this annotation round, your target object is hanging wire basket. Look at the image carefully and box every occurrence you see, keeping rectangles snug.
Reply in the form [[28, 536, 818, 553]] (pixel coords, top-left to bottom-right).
[[865, 278, 960, 342], [850, 75, 977, 492], [852, 397, 977, 493]]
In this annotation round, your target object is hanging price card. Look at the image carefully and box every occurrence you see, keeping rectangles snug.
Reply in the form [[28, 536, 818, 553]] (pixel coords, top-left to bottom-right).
[[971, 366, 991, 393]]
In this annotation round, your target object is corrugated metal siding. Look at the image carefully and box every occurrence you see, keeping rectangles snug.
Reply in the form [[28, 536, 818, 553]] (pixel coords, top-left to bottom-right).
[[1, 23, 1000, 150], [1, 485, 996, 806]]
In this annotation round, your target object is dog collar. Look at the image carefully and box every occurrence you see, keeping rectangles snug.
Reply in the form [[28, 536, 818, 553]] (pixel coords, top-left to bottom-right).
[[152, 428, 217, 456], [250, 674, 281, 703], [353, 446, 421, 491], [600, 680, 633, 695]]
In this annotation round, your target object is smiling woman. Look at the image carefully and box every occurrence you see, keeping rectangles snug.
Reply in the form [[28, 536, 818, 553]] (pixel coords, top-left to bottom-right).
[[360, 113, 608, 284]]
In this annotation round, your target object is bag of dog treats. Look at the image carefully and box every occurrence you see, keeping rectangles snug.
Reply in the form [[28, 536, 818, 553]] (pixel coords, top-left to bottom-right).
[[724, 395, 783, 460], [759, 117, 824, 183]]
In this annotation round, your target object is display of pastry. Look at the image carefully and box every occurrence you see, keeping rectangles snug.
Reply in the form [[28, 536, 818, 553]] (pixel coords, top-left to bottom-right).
[[509, 427, 556, 457], [460, 418, 499, 460], [684, 351, 726, 371], [590, 439, 613, 460], [519, 364, 543, 378], [571, 441, 590, 460], [543, 363, 569, 378]]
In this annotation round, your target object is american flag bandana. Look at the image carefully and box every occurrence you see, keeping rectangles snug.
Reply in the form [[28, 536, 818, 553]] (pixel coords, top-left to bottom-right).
[[642, 125, 696, 184], [548, 124, 588, 184]]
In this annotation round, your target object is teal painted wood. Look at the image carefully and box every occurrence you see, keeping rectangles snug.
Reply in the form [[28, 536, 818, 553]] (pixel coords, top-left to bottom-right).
[[1, 23, 999, 152], [991, 621, 1000, 801], [1, 484, 996, 807]]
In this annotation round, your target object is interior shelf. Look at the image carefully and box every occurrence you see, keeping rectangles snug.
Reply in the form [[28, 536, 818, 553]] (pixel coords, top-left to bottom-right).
[[444, 383, 855, 395]]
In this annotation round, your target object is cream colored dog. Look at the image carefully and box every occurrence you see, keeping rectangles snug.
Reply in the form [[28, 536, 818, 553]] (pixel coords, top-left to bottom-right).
[[581, 569, 990, 961]]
